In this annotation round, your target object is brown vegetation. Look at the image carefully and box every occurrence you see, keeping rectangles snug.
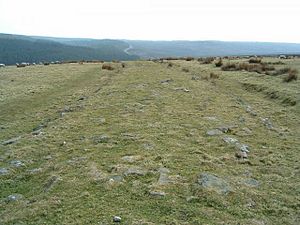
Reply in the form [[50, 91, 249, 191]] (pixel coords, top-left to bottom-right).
[[102, 64, 114, 70]]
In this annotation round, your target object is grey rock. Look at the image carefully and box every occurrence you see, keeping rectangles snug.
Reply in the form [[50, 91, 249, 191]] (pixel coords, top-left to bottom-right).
[[203, 116, 218, 121], [235, 151, 248, 159], [0, 168, 9, 175], [244, 178, 260, 188], [158, 167, 170, 185], [113, 216, 122, 223], [44, 155, 52, 160], [197, 173, 232, 194], [10, 160, 25, 167], [160, 79, 173, 84], [206, 129, 223, 136], [222, 136, 239, 144], [149, 191, 166, 197], [217, 125, 237, 133], [93, 135, 110, 144], [2, 136, 21, 145], [28, 168, 42, 174], [32, 129, 42, 136], [43, 175, 61, 192], [143, 143, 155, 150], [246, 106, 257, 116], [238, 144, 250, 153], [109, 175, 123, 183], [124, 167, 147, 176], [121, 155, 142, 163], [6, 194, 23, 202], [186, 196, 199, 202], [261, 118, 273, 129]]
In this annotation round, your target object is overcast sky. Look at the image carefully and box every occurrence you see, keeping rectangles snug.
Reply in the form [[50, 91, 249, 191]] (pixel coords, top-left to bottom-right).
[[0, 0, 299, 42]]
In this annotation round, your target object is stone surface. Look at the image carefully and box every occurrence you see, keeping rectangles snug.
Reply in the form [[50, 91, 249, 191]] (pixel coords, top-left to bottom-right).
[[243, 178, 260, 187], [0, 167, 9, 175], [124, 167, 147, 176], [197, 173, 232, 194], [108, 175, 123, 183], [206, 129, 223, 136], [6, 194, 23, 202], [261, 118, 274, 129], [246, 106, 257, 116], [93, 135, 110, 144], [217, 125, 237, 133], [2, 136, 21, 145], [158, 167, 170, 185], [10, 160, 25, 167], [121, 155, 142, 163], [149, 191, 166, 197], [235, 151, 248, 159], [222, 136, 239, 144], [113, 216, 122, 223], [43, 175, 61, 192]]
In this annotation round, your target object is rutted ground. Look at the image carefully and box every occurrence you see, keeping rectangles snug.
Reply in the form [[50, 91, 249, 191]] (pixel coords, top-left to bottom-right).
[[0, 59, 299, 224]]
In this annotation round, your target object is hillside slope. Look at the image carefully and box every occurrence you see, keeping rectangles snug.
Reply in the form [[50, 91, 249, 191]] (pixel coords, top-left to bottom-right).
[[0, 34, 138, 65], [126, 40, 300, 58], [0, 59, 299, 224]]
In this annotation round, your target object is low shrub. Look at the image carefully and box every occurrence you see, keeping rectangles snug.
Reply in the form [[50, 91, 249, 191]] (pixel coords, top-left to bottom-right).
[[249, 58, 262, 63], [283, 69, 298, 82], [210, 72, 219, 79], [202, 57, 215, 64], [215, 59, 223, 67], [102, 64, 114, 70]]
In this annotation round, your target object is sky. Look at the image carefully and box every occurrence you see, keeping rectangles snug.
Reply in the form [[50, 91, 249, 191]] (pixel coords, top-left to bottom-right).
[[0, 0, 299, 43]]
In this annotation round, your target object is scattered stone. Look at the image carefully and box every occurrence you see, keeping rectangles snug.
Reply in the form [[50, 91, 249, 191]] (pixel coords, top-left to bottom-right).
[[93, 135, 110, 144], [246, 106, 257, 116], [0, 168, 9, 175], [2, 136, 21, 145], [32, 129, 42, 136], [149, 191, 166, 197], [78, 96, 86, 101], [108, 175, 123, 183], [197, 173, 232, 194], [235, 151, 248, 159], [89, 163, 107, 182], [239, 116, 246, 123], [174, 87, 190, 92], [121, 155, 142, 163], [243, 178, 260, 188], [222, 136, 239, 144], [124, 167, 147, 176], [261, 118, 274, 130], [186, 196, 199, 202], [44, 155, 52, 160], [217, 125, 237, 133], [238, 144, 250, 153], [28, 168, 42, 174], [6, 194, 23, 202], [143, 143, 155, 150], [10, 160, 25, 167], [160, 79, 173, 84], [98, 117, 106, 124], [113, 216, 122, 223], [43, 175, 61, 192], [191, 76, 200, 80], [206, 129, 223, 136], [203, 116, 219, 121], [158, 167, 170, 185]]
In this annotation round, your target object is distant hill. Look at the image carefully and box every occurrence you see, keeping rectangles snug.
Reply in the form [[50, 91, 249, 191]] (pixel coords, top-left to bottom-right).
[[0, 34, 138, 65], [1, 33, 300, 65], [125, 40, 300, 58]]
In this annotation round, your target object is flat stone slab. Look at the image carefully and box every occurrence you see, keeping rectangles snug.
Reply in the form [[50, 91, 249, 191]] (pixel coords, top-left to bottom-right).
[[207, 129, 223, 136], [2, 136, 21, 145], [197, 173, 232, 195], [124, 167, 147, 176]]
